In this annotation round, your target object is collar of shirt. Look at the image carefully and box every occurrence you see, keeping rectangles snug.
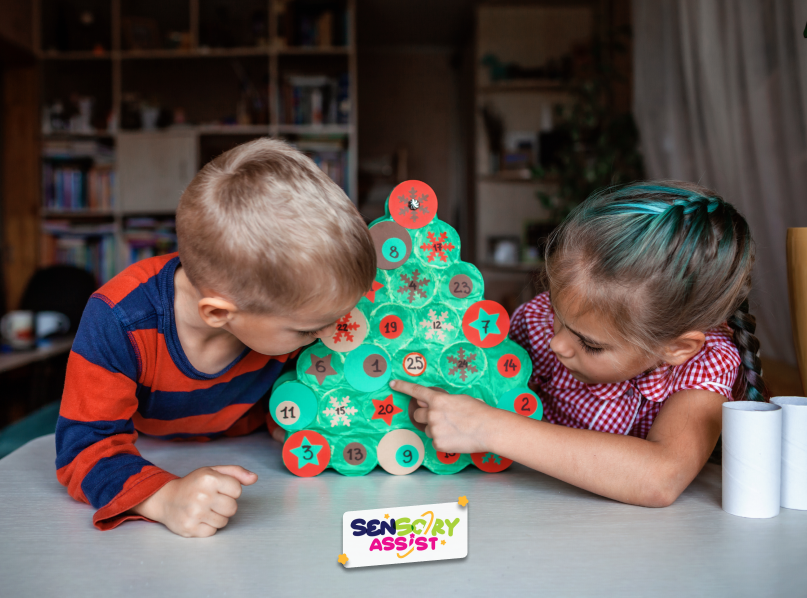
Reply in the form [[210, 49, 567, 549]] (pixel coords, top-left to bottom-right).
[[549, 358, 675, 403]]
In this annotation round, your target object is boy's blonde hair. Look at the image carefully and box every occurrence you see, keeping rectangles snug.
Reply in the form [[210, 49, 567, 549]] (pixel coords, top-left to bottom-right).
[[176, 138, 375, 314]]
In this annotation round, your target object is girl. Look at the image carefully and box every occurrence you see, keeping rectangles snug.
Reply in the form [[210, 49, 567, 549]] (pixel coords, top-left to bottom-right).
[[392, 181, 768, 507]]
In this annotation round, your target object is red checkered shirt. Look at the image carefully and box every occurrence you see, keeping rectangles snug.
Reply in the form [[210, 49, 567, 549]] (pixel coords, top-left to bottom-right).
[[509, 292, 741, 439]]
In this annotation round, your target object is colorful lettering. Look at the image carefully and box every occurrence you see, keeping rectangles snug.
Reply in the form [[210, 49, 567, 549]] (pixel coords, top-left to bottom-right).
[[445, 517, 460, 536]]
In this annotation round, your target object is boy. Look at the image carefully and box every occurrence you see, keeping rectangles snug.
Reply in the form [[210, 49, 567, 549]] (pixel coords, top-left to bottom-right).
[[56, 139, 376, 537]]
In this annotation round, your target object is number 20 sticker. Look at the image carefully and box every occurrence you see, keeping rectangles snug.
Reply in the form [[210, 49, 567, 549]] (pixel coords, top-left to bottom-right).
[[403, 352, 427, 377]]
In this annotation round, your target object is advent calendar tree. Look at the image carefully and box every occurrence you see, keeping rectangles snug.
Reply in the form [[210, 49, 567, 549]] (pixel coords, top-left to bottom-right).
[[269, 180, 542, 477]]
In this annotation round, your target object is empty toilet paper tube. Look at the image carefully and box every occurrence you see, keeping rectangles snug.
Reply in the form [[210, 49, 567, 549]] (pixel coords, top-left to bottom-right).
[[771, 397, 807, 510], [722, 401, 782, 519]]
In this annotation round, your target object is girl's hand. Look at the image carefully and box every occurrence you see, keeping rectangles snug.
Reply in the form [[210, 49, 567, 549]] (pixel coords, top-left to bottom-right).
[[390, 380, 499, 454]]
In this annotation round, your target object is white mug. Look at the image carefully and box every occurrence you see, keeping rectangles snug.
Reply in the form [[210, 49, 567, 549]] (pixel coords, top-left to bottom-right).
[[36, 311, 70, 338], [1, 310, 35, 349]]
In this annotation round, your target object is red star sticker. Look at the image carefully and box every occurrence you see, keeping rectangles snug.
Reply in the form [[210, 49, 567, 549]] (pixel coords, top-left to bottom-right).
[[371, 395, 402, 426], [364, 280, 384, 303]]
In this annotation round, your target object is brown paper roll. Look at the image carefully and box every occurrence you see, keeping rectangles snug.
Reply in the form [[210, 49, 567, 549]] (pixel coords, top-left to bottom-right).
[[786, 228, 807, 390]]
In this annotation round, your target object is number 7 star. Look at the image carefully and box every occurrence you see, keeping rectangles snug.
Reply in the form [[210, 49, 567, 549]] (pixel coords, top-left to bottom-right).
[[469, 307, 500, 341]]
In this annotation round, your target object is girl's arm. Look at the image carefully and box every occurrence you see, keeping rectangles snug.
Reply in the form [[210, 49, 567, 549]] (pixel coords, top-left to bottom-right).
[[390, 380, 723, 507]]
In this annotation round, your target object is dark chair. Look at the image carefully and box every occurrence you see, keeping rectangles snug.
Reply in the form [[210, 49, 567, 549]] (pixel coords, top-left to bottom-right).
[[19, 265, 97, 333]]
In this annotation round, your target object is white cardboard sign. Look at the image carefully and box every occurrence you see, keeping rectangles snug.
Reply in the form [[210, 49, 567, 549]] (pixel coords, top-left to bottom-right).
[[341, 500, 468, 568]]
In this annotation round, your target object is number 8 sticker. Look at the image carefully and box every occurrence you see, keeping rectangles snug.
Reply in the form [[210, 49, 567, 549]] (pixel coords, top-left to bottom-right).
[[403, 352, 427, 377]]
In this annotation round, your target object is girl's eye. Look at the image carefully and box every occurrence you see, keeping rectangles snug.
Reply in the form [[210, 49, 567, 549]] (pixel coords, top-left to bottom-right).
[[578, 338, 604, 355]]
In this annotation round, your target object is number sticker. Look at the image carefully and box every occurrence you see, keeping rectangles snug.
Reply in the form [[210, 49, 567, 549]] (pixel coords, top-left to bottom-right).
[[437, 451, 461, 465], [497, 354, 521, 378], [396, 444, 419, 467], [403, 352, 427, 377], [516, 393, 538, 417], [449, 274, 473, 298], [370, 221, 413, 270], [275, 400, 300, 425], [382, 238, 405, 262], [363, 354, 388, 378], [379, 314, 404, 339], [343, 441, 367, 465]]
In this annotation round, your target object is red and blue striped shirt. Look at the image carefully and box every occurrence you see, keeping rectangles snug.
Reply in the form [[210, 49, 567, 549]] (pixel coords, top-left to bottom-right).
[[56, 254, 293, 530]]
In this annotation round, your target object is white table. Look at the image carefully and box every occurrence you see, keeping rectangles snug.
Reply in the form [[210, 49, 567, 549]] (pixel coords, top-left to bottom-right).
[[1, 434, 805, 597]]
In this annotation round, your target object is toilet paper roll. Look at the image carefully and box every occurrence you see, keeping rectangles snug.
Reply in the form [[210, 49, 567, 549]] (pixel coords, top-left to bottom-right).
[[722, 401, 782, 519], [771, 397, 807, 510]]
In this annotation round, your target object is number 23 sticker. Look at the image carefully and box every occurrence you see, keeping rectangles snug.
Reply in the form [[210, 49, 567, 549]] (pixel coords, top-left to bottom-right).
[[403, 352, 427, 377]]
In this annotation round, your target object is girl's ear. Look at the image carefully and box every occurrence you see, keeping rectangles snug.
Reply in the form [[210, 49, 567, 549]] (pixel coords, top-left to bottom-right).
[[660, 331, 706, 366]]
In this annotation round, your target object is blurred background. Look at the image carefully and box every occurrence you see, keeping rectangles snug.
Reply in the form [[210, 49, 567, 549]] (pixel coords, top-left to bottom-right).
[[0, 0, 805, 451]]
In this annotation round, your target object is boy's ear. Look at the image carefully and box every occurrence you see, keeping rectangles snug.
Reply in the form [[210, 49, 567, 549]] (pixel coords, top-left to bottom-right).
[[198, 297, 240, 328], [659, 331, 706, 366]]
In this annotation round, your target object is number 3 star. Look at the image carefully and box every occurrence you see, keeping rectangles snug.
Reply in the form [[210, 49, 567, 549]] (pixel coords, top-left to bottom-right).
[[289, 436, 323, 469]]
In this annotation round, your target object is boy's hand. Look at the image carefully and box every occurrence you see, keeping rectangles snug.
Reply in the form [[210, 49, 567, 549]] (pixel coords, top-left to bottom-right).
[[390, 380, 497, 454], [131, 465, 258, 538]]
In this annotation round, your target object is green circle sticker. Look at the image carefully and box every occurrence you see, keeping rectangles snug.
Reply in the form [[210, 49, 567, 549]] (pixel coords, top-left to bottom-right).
[[382, 237, 406, 263], [269, 382, 318, 431], [344, 344, 392, 392], [396, 444, 419, 467]]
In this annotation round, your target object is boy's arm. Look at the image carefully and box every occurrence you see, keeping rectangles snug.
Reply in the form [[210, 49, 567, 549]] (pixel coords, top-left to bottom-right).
[[56, 297, 178, 530]]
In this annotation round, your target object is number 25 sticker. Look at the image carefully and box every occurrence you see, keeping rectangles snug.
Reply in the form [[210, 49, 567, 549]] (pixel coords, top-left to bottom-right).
[[403, 352, 427, 377]]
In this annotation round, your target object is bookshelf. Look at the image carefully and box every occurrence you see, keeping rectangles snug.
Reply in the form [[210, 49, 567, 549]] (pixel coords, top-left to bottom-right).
[[473, 2, 592, 309], [36, 0, 357, 287]]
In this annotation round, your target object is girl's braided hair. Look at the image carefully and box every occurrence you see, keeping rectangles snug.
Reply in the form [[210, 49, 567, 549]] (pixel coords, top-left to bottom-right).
[[544, 180, 769, 402]]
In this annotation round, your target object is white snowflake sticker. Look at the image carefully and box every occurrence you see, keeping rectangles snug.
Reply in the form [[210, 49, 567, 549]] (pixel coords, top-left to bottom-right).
[[419, 309, 455, 342], [323, 396, 358, 427]]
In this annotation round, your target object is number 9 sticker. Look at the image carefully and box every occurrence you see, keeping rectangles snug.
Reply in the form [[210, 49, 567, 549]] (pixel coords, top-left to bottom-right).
[[403, 352, 427, 377]]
